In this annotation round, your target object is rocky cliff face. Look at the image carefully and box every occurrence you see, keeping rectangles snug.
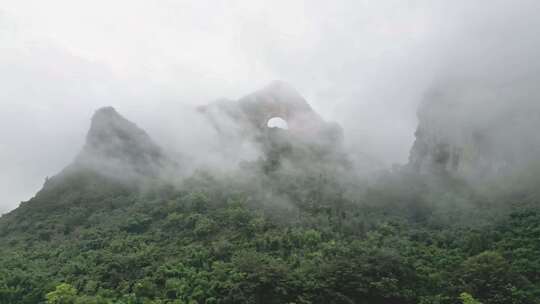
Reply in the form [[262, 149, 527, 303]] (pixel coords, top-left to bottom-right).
[[34, 106, 178, 188], [73, 107, 175, 181], [409, 85, 540, 180], [4, 107, 178, 214], [199, 81, 343, 144], [197, 81, 349, 173]]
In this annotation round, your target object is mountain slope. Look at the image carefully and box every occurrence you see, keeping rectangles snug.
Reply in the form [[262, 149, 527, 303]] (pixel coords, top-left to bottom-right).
[[0, 107, 177, 239], [1, 90, 540, 304]]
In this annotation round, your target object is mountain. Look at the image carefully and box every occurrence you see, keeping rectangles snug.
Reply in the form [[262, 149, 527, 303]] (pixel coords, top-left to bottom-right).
[[1, 86, 540, 304], [198, 81, 349, 173], [199, 81, 343, 144], [74, 106, 177, 182], [40, 106, 177, 204], [0, 107, 178, 237], [409, 85, 540, 181]]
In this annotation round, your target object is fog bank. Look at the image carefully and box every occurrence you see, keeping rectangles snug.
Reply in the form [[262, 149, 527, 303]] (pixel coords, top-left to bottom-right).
[[2, 0, 540, 213]]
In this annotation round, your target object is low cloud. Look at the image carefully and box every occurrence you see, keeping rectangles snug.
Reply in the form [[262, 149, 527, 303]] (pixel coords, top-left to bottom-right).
[[2, 1, 540, 212]]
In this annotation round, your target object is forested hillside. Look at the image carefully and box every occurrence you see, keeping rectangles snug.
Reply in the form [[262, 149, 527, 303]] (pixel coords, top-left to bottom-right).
[[1, 96, 540, 304]]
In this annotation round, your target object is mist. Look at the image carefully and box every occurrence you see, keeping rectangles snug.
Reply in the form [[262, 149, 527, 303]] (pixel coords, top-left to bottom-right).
[[2, 0, 540, 213]]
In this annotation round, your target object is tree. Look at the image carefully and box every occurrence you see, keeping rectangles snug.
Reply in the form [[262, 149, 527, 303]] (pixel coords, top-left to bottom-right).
[[459, 293, 482, 304], [458, 251, 534, 304], [46, 283, 77, 304]]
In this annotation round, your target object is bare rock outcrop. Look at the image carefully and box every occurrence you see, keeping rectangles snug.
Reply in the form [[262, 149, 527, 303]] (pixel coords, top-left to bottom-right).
[[198, 81, 343, 148], [63, 107, 179, 184], [409, 84, 540, 180]]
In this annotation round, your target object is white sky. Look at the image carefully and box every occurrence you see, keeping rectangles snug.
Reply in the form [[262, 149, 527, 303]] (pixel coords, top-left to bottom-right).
[[1, 0, 539, 213]]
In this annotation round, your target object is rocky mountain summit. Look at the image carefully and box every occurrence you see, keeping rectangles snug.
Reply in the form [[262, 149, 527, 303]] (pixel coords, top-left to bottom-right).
[[73, 106, 176, 181], [409, 85, 540, 180], [198, 81, 343, 145], [22, 82, 350, 207], [198, 81, 348, 172], [30, 107, 179, 199]]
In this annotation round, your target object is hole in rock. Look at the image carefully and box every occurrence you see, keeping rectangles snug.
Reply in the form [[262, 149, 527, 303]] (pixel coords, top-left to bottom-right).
[[267, 117, 289, 130]]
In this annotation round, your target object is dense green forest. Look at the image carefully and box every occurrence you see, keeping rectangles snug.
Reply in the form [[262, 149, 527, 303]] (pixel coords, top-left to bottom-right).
[[1, 155, 540, 304]]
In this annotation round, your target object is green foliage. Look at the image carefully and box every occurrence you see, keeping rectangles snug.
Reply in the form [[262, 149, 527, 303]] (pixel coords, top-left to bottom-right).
[[46, 284, 77, 304], [459, 292, 482, 304], [457, 251, 535, 304], [1, 165, 540, 304]]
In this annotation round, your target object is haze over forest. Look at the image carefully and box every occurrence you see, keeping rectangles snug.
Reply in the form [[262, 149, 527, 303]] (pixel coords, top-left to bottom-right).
[[3, 0, 540, 213], [3, 2, 540, 304]]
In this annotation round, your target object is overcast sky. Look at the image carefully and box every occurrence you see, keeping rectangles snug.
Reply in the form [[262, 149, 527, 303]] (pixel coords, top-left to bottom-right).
[[1, 0, 539, 213]]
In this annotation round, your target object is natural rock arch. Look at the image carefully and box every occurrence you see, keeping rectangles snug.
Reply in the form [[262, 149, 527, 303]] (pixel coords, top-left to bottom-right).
[[267, 117, 289, 129], [198, 81, 344, 143]]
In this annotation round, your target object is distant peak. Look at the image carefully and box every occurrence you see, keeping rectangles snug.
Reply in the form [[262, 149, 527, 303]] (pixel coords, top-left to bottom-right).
[[74, 106, 176, 180], [86, 106, 141, 143], [93, 106, 119, 117], [87, 107, 121, 128]]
